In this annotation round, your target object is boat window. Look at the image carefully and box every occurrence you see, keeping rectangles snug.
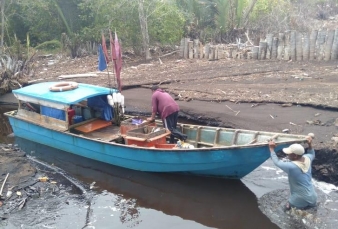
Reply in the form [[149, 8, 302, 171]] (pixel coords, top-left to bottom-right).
[[21, 101, 40, 113], [41, 106, 66, 121]]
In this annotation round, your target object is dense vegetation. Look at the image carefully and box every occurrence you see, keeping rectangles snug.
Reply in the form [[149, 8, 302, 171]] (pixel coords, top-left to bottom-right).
[[0, 0, 337, 58]]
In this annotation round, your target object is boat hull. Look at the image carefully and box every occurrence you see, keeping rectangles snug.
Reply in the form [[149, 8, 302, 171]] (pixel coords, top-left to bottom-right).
[[7, 115, 283, 179]]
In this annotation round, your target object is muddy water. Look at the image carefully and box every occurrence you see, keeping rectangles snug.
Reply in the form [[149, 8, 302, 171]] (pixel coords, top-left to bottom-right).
[[5, 137, 278, 229]]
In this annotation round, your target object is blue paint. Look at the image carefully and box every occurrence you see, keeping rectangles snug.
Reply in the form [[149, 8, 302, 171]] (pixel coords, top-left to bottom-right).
[[13, 82, 116, 105], [7, 116, 272, 179]]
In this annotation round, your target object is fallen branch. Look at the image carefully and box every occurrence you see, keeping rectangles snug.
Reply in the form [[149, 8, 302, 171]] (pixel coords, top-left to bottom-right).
[[225, 105, 237, 112], [0, 173, 9, 197], [58, 73, 98, 79], [158, 50, 179, 58]]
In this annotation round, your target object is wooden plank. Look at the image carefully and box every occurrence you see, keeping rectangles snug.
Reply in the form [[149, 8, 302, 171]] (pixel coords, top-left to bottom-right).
[[58, 73, 98, 79], [75, 119, 112, 133]]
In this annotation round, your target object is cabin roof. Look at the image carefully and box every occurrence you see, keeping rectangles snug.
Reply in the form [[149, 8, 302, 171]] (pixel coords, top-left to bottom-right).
[[13, 82, 114, 105]]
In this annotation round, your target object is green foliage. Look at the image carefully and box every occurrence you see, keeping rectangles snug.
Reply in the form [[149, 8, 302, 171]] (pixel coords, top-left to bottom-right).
[[35, 40, 62, 52], [247, 0, 288, 21], [148, 2, 185, 44]]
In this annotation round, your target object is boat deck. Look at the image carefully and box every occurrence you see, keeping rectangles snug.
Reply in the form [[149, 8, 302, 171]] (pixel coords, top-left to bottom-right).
[[74, 124, 122, 142]]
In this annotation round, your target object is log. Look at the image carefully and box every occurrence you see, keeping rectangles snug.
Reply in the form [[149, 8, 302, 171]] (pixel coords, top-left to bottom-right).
[[58, 73, 98, 79]]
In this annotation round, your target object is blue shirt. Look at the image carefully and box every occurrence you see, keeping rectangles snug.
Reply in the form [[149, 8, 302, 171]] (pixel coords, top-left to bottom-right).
[[271, 149, 317, 208]]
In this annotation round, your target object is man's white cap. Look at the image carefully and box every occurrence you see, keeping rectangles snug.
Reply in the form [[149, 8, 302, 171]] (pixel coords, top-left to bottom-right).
[[282, 143, 305, 155]]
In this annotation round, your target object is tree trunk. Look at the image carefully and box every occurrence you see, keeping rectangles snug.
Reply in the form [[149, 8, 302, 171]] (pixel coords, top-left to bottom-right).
[[138, 0, 151, 60], [1, 0, 4, 48], [242, 0, 258, 28]]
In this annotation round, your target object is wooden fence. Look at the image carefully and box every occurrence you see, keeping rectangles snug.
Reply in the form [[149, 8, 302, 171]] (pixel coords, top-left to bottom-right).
[[179, 29, 338, 61]]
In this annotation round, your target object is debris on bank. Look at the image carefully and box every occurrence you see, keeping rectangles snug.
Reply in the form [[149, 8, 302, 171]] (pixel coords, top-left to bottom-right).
[[0, 144, 88, 222]]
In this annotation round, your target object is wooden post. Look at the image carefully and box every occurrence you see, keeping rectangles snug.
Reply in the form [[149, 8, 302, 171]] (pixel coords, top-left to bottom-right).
[[188, 41, 193, 59], [302, 33, 310, 61], [271, 37, 278, 59], [284, 32, 290, 61], [229, 47, 233, 58], [199, 43, 204, 59], [296, 32, 303, 61], [309, 30, 318, 60], [193, 39, 199, 59], [204, 44, 210, 60], [209, 46, 215, 60], [331, 28, 338, 60], [324, 30, 335, 61], [317, 29, 327, 61], [184, 38, 189, 59], [290, 30, 296, 61], [179, 38, 185, 58], [252, 46, 259, 59], [266, 33, 273, 59], [215, 46, 219, 60], [277, 33, 285, 60], [259, 41, 267, 60]]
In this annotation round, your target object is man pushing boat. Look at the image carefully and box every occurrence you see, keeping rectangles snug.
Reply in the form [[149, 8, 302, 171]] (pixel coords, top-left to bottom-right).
[[268, 134, 317, 211]]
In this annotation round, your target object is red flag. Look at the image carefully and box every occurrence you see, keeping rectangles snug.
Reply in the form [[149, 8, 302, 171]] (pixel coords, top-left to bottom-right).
[[114, 32, 122, 92], [101, 32, 110, 63]]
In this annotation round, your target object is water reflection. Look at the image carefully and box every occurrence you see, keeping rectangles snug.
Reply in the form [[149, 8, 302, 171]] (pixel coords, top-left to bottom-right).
[[15, 137, 279, 229]]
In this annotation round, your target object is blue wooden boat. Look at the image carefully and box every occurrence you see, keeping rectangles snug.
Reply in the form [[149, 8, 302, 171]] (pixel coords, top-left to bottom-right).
[[5, 81, 308, 179]]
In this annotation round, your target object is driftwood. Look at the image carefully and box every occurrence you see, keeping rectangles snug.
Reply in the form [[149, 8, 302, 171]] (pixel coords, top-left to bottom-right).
[[58, 73, 98, 79], [0, 173, 9, 197], [158, 50, 179, 58]]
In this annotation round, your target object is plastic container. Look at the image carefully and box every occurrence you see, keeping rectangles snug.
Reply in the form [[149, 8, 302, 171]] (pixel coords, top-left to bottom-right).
[[120, 118, 156, 135], [72, 115, 83, 124], [126, 126, 166, 139], [124, 131, 170, 147]]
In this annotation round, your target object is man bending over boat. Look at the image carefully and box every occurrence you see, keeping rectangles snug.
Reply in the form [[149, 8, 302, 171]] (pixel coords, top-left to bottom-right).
[[147, 85, 187, 143], [268, 135, 317, 211]]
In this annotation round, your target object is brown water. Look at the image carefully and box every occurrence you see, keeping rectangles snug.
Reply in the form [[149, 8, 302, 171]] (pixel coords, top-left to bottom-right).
[[0, 105, 280, 229]]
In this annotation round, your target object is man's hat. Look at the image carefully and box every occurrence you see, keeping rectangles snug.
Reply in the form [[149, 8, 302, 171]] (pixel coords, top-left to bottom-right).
[[282, 143, 305, 155]]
